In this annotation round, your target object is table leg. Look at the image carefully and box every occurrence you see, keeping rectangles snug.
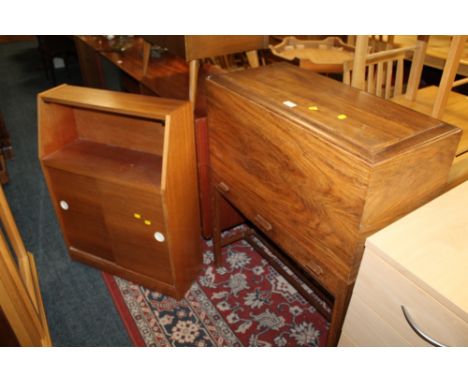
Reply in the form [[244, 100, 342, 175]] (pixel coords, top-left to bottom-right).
[[189, 59, 200, 109], [432, 35, 468, 119], [142, 40, 151, 76], [212, 187, 223, 268], [326, 283, 354, 346], [246, 50, 260, 68]]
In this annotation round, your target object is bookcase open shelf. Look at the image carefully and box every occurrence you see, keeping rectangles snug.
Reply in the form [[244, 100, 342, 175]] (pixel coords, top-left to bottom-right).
[[42, 139, 163, 192]]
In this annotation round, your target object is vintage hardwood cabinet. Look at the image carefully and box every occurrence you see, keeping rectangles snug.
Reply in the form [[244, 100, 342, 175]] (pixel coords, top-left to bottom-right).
[[38, 85, 201, 298], [206, 62, 461, 345], [339, 181, 468, 346]]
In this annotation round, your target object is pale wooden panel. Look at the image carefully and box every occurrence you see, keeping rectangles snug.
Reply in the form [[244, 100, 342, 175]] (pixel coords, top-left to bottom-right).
[[353, 249, 468, 346], [341, 293, 415, 346], [337, 333, 359, 347], [367, 181, 468, 323]]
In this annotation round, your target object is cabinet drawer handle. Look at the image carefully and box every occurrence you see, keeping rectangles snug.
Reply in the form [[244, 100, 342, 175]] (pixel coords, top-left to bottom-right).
[[217, 182, 230, 193], [306, 261, 324, 276], [254, 214, 272, 232], [59, 200, 69, 210], [401, 306, 447, 347]]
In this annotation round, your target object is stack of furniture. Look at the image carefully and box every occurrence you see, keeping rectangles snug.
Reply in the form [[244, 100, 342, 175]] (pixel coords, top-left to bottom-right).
[[339, 181, 468, 346], [38, 85, 201, 298], [206, 62, 461, 345]]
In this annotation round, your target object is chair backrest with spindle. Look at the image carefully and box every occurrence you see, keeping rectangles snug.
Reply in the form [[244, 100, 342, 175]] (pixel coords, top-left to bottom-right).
[[343, 36, 428, 100], [432, 35, 468, 119]]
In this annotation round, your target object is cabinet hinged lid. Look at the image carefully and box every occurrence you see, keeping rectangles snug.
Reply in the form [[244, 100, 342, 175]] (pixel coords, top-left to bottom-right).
[[207, 63, 461, 163]]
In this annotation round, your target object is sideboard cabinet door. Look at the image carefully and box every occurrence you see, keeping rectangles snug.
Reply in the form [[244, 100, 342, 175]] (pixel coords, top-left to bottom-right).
[[47, 168, 114, 261]]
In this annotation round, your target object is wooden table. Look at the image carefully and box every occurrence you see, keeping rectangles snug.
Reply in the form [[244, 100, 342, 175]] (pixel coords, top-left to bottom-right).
[[74, 36, 217, 116], [141, 36, 268, 103], [393, 35, 468, 76]]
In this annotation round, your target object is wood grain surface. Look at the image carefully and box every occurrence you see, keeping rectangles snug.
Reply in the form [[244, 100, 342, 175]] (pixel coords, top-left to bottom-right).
[[39, 85, 202, 298], [206, 62, 461, 344]]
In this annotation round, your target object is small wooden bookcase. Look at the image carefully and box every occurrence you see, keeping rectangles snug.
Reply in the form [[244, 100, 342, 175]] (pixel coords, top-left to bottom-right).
[[38, 85, 201, 298]]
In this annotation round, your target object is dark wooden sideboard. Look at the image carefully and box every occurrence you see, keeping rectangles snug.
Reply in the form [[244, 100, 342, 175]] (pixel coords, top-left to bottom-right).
[[206, 62, 461, 345]]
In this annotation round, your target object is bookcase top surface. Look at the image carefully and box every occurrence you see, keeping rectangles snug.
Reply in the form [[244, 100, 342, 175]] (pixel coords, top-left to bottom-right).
[[39, 84, 189, 120], [207, 63, 461, 162]]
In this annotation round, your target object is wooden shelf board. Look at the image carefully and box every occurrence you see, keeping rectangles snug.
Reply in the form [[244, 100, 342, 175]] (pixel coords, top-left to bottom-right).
[[42, 139, 162, 192]]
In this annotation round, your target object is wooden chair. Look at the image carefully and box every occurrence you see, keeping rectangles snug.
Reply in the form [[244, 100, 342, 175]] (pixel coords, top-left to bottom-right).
[[431, 35, 468, 119], [391, 36, 468, 190], [343, 35, 429, 100], [0, 185, 51, 346]]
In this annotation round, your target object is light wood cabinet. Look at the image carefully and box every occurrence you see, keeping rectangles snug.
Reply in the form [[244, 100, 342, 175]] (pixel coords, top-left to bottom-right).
[[339, 181, 468, 346], [39, 85, 202, 298]]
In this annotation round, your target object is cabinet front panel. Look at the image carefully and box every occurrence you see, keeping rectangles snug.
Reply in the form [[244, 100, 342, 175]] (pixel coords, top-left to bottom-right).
[[208, 85, 369, 284], [340, 293, 414, 346], [213, 172, 343, 294], [46, 167, 114, 261], [99, 182, 173, 284], [353, 250, 468, 346]]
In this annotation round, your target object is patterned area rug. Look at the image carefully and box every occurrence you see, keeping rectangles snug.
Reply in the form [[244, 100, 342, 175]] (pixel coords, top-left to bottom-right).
[[103, 230, 330, 346]]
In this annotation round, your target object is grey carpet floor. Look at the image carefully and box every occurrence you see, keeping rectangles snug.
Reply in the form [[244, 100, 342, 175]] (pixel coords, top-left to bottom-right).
[[0, 40, 132, 346]]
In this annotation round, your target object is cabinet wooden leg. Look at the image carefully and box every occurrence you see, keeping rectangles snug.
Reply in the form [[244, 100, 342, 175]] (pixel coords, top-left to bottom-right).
[[142, 40, 151, 76], [326, 284, 354, 346], [212, 187, 223, 268], [246, 50, 260, 68], [189, 59, 200, 109]]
